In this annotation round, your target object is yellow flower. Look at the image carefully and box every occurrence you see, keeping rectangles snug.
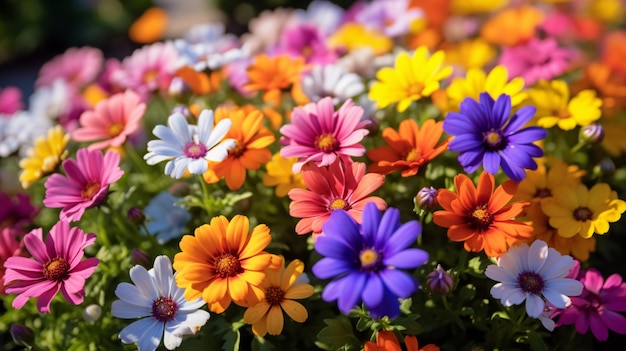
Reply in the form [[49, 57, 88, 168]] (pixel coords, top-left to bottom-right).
[[243, 259, 314, 337], [527, 80, 602, 130], [369, 46, 452, 112], [514, 158, 584, 204], [541, 183, 626, 239], [18, 125, 69, 189], [443, 65, 526, 113], [450, 0, 508, 15], [328, 23, 392, 56], [262, 153, 306, 197], [443, 39, 496, 71], [588, 0, 624, 23], [601, 118, 626, 157]]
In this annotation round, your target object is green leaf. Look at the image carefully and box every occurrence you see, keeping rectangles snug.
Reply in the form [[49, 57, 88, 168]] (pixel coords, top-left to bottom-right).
[[457, 284, 476, 303], [316, 316, 361, 351], [221, 328, 240, 351], [467, 256, 488, 274], [251, 335, 276, 351], [527, 331, 549, 351]]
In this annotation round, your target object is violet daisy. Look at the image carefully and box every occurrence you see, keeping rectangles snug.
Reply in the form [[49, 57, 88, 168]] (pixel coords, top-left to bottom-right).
[[43, 148, 124, 222], [312, 202, 429, 319], [443, 93, 547, 182], [485, 240, 583, 319], [3, 220, 99, 313], [280, 97, 370, 173], [144, 109, 235, 179], [112, 255, 210, 351], [556, 267, 626, 341]]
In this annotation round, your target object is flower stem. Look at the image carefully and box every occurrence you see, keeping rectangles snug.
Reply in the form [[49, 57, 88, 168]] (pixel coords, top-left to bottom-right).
[[198, 175, 212, 215]]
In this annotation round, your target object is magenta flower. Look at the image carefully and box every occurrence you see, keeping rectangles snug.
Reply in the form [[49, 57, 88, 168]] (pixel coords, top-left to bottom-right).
[[0, 87, 23, 116], [499, 38, 575, 86], [275, 23, 338, 65], [43, 148, 124, 221], [35, 47, 103, 89], [72, 90, 147, 150], [0, 192, 39, 231], [280, 97, 370, 173], [556, 267, 626, 341], [3, 221, 99, 313], [0, 227, 23, 295]]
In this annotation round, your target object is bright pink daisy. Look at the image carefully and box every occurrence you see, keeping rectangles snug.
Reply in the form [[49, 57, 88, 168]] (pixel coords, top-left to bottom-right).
[[43, 148, 124, 221], [0, 227, 23, 295], [72, 90, 147, 150], [35, 47, 103, 88], [275, 23, 338, 65], [288, 159, 387, 236], [280, 96, 370, 173], [3, 220, 99, 313], [112, 42, 179, 101], [0, 87, 23, 115]]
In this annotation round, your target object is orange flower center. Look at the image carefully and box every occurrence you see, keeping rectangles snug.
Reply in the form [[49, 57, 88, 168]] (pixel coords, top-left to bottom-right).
[[557, 109, 571, 119], [228, 141, 246, 158], [152, 296, 178, 322], [404, 148, 420, 162], [265, 285, 285, 305], [573, 207, 594, 221], [407, 82, 425, 97], [143, 69, 159, 84], [485, 131, 502, 148], [108, 123, 124, 137], [301, 45, 313, 58], [469, 204, 494, 231], [81, 181, 101, 199], [517, 271, 544, 295], [43, 257, 70, 281], [215, 254, 243, 278], [315, 133, 339, 152], [329, 198, 347, 210]]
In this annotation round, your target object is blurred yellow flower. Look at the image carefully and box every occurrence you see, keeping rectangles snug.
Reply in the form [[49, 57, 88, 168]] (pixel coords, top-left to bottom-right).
[[588, 0, 624, 23], [602, 118, 626, 156], [328, 23, 393, 56], [444, 39, 496, 71], [19, 125, 69, 189], [262, 153, 306, 197], [527, 80, 602, 130], [369, 46, 452, 112], [450, 0, 507, 15]]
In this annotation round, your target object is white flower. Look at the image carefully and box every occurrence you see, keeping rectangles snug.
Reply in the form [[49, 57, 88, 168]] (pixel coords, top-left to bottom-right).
[[0, 111, 52, 158], [29, 79, 70, 120], [144, 109, 235, 178], [111, 255, 210, 351], [485, 240, 583, 319], [301, 64, 365, 105]]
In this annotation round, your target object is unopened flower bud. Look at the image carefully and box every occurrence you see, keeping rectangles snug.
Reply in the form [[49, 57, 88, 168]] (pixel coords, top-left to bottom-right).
[[415, 186, 439, 211], [83, 304, 102, 322], [131, 248, 151, 267], [426, 264, 454, 294], [594, 157, 615, 178], [579, 124, 605, 144], [10, 324, 34, 347], [127, 207, 146, 225]]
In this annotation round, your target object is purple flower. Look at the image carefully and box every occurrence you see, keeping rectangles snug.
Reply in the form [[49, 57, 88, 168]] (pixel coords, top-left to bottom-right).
[[443, 93, 547, 182], [556, 268, 626, 341], [312, 202, 429, 319]]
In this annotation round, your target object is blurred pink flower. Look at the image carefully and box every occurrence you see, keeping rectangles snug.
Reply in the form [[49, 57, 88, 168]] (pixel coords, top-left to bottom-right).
[[0, 227, 23, 295], [0, 87, 23, 116], [0, 192, 39, 230], [43, 148, 124, 221], [276, 23, 338, 65], [72, 90, 146, 150], [3, 221, 98, 313], [35, 47, 103, 88]]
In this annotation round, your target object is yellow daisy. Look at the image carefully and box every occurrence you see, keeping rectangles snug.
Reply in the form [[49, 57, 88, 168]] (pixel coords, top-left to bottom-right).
[[18, 125, 69, 189], [328, 23, 392, 56], [514, 158, 585, 203], [262, 153, 306, 197], [541, 183, 626, 239], [243, 259, 314, 337], [527, 80, 603, 130], [444, 38, 497, 72], [450, 0, 508, 15], [369, 46, 453, 112]]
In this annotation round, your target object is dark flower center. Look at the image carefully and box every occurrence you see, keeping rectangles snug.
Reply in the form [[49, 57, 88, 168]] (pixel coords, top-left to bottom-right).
[[483, 130, 506, 150], [152, 296, 178, 322], [228, 141, 246, 158], [215, 254, 243, 278], [468, 204, 494, 231], [534, 188, 552, 198], [43, 257, 71, 281], [315, 133, 339, 152], [81, 181, 102, 199], [359, 248, 382, 272], [517, 271, 545, 295], [183, 142, 207, 159], [573, 207, 593, 221], [265, 286, 285, 306]]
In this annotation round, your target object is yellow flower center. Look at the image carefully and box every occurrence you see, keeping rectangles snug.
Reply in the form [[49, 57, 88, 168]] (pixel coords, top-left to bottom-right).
[[485, 131, 502, 148], [359, 249, 378, 266], [43, 257, 70, 281], [329, 198, 347, 210], [301, 45, 313, 58], [573, 207, 594, 221], [265, 285, 285, 306], [143, 70, 159, 84], [404, 148, 420, 162], [108, 123, 124, 137], [215, 254, 242, 278], [315, 133, 339, 152], [81, 181, 102, 199], [469, 204, 493, 231]]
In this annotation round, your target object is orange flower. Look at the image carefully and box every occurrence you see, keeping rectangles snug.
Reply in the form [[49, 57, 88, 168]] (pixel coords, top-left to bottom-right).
[[175, 66, 222, 96], [367, 119, 450, 177], [364, 330, 440, 351], [480, 6, 543, 47], [203, 107, 275, 190], [245, 54, 305, 106], [243, 259, 314, 336], [128, 7, 168, 44], [433, 172, 533, 258], [173, 215, 276, 313]]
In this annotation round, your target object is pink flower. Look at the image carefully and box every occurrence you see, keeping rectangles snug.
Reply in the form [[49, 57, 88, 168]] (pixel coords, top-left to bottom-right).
[[112, 42, 179, 101], [3, 221, 99, 313], [43, 148, 124, 221], [35, 47, 103, 88], [0, 87, 23, 115], [280, 97, 370, 173], [0, 192, 39, 230], [72, 90, 146, 150], [288, 159, 386, 236], [556, 267, 626, 341], [499, 38, 575, 86], [275, 23, 338, 65], [0, 227, 23, 295]]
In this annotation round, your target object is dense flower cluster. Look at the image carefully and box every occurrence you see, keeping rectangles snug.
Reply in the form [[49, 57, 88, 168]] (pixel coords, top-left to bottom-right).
[[1, 0, 626, 350]]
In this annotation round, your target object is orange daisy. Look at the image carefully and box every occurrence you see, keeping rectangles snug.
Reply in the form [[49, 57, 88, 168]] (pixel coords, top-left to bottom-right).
[[432, 171, 533, 258], [245, 54, 306, 107], [243, 258, 314, 337], [173, 215, 277, 313], [480, 6, 543, 47], [367, 119, 450, 177], [203, 107, 275, 190], [365, 330, 440, 351]]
